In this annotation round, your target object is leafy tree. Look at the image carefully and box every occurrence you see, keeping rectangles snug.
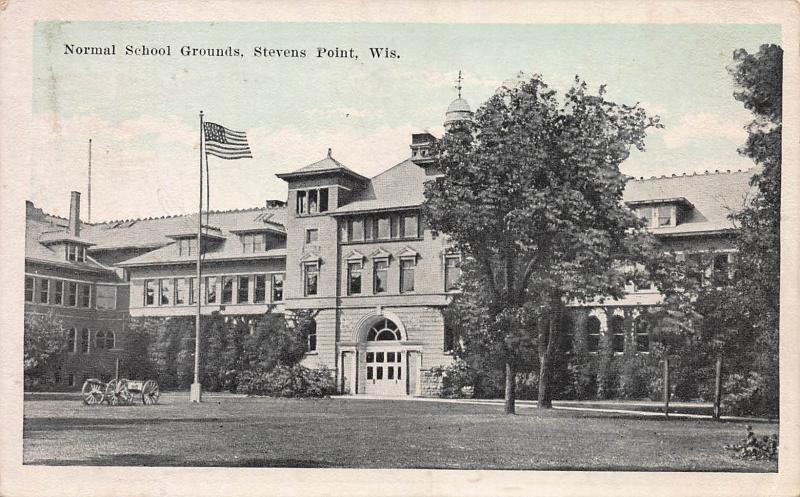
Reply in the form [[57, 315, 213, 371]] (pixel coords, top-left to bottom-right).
[[23, 310, 68, 384], [424, 74, 662, 413]]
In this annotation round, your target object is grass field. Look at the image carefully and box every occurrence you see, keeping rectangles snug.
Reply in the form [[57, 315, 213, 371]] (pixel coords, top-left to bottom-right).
[[23, 394, 778, 471]]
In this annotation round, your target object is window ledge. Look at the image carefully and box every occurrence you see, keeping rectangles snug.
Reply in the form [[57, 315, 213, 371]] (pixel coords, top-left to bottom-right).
[[304, 351, 319, 356]]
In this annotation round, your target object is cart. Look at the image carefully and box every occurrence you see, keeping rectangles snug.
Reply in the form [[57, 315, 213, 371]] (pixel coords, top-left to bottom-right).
[[81, 378, 160, 406]]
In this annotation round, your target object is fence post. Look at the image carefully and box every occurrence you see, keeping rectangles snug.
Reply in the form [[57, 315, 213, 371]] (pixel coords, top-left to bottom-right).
[[115, 357, 120, 381], [713, 355, 723, 420], [663, 356, 670, 419]]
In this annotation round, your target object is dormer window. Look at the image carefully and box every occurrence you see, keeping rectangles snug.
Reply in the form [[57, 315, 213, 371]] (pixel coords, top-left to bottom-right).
[[178, 238, 197, 256], [629, 198, 693, 229], [241, 233, 267, 253], [296, 188, 329, 215], [66, 243, 86, 262]]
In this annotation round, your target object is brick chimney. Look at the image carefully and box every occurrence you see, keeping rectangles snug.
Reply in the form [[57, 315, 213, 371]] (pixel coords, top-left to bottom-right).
[[69, 191, 81, 237]]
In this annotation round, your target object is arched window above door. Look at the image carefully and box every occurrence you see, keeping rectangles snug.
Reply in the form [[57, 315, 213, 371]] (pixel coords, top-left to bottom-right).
[[367, 319, 401, 341]]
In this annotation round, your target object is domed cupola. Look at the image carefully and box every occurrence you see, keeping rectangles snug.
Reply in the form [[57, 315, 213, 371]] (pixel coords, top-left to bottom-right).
[[443, 71, 474, 131]]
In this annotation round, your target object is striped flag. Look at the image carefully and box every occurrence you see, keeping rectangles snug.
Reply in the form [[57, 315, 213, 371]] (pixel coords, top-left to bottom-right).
[[203, 122, 253, 159]]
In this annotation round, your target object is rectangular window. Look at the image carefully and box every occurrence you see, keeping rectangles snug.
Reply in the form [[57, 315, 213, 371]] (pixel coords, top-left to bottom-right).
[[364, 218, 373, 240], [401, 214, 418, 238], [319, 188, 329, 212], [658, 205, 672, 227], [308, 189, 319, 213], [713, 253, 732, 283], [296, 190, 307, 214], [67, 329, 76, 353], [307, 328, 317, 352], [175, 278, 187, 305], [25, 277, 34, 302], [238, 275, 250, 303], [241, 234, 253, 253], [374, 260, 388, 293], [445, 256, 462, 291], [188, 277, 196, 304], [221, 276, 234, 304], [206, 276, 218, 304], [390, 215, 399, 238], [66, 282, 77, 307], [253, 233, 265, 252], [377, 216, 391, 239], [96, 285, 116, 310], [304, 263, 319, 296], [349, 219, 364, 241], [39, 279, 50, 304], [400, 259, 415, 293], [638, 207, 653, 227], [159, 278, 172, 305], [306, 229, 318, 244], [66, 244, 77, 261], [348, 262, 362, 295], [240, 233, 266, 253], [254, 275, 267, 303], [78, 246, 86, 262], [79, 284, 91, 308], [272, 274, 284, 302], [144, 280, 156, 306], [80, 328, 90, 354], [179, 238, 197, 256], [53, 280, 64, 305]]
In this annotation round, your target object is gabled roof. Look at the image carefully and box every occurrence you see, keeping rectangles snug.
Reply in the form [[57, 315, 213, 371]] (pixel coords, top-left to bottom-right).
[[276, 150, 369, 182], [25, 217, 116, 276], [333, 158, 428, 215], [623, 169, 755, 235]]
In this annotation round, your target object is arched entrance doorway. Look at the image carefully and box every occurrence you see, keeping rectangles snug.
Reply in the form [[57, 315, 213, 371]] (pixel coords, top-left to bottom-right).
[[363, 318, 406, 396]]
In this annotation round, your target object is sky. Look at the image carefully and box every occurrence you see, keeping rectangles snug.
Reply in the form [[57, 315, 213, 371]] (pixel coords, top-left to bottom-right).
[[30, 22, 781, 222]]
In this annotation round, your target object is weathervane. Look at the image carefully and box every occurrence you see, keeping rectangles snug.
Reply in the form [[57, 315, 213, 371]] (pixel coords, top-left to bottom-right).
[[454, 70, 463, 99]]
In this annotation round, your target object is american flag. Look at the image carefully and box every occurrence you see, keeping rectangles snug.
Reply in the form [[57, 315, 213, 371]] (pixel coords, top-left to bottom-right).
[[203, 122, 253, 160]]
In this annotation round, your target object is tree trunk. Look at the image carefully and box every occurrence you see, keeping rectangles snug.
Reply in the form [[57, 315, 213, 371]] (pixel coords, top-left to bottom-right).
[[538, 354, 551, 408], [713, 354, 723, 420], [663, 356, 670, 420], [504, 362, 516, 415], [537, 299, 561, 409]]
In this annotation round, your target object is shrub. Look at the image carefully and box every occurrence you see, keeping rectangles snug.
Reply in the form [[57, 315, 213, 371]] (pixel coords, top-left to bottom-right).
[[515, 372, 539, 400], [237, 365, 336, 398], [724, 425, 778, 461], [721, 372, 778, 417], [618, 354, 653, 399]]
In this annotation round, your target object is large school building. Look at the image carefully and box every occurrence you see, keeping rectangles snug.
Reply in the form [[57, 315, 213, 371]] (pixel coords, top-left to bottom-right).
[[24, 96, 753, 395]]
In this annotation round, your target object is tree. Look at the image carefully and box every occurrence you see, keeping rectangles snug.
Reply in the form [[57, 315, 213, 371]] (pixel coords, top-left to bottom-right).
[[424, 75, 662, 413], [24, 310, 68, 385]]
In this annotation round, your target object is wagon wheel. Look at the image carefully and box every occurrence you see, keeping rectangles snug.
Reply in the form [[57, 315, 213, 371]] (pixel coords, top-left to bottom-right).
[[141, 380, 160, 405], [81, 379, 105, 405], [105, 379, 133, 406]]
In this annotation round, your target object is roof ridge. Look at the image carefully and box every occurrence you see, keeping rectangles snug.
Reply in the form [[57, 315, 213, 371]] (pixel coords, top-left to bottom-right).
[[370, 156, 416, 180], [95, 205, 280, 224], [630, 167, 755, 182]]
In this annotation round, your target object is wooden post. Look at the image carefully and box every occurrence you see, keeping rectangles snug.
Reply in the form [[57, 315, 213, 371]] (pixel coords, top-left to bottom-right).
[[663, 357, 670, 419], [115, 357, 119, 381], [713, 355, 723, 420]]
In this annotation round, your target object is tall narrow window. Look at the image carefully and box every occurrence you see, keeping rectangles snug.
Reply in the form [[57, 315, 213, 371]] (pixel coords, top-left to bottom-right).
[[658, 205, 672, 227], [304, 263, 319, 296], [635, 317, 650, 353], [241, 234, 254, 253], [238, 275, 250, 303], [296, 190, 307, 214], [638, 207, 653, 227], [610, 315, 625, 353], [377, 216, 391, 239], [586, 316, 601, 353], [306, 319, 317, 352], [400, 259, 415, 293], [80, 328, 90, 353], [66, 244, 77, 261], [39, 279, 50, 304], [95, 331, 107, 350], [221, 276, 234, 304], [445, 255, 462, 291], [272, 274, 284, 302], [308, 189, 319, 213], [364, 218, 373, 240], [53, 280, 64, 305], [188, 277, 196, 305], [144, 280, 155, 306], [374, 260, 388, 294], [348, 261, 362, 295], [175, 278, 187, 305], [206, 276, 218, 304], [79, 284, 91, 308], [66, 282, 78, 307], [350, 219, 364, 241], [67, 328, 76, 353], [319, 188, 329, 212], [401, 214, 418, 238], [25, 277, 34, 302], [712, 253, 731, 283], [253, 233, 265, 252], [254, 275, 267, 303], [160, 278, 172, 305]]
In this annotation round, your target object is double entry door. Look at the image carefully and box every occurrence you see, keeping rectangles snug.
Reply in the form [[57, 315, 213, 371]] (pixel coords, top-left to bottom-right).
[[364, 346, 406, 396]]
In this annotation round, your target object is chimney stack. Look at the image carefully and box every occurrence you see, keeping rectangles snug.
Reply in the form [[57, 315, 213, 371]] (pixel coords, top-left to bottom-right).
[[69, 191, 81, 237]]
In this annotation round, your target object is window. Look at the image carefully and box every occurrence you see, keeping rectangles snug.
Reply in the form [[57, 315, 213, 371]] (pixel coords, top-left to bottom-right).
[[586, 316, 601, 353], [712, 253, 732, 284], [79, 284, 91, 308], [160, 278, 172, 305], [638, 207, 653, 226], [304, 263, 319, 296], [306, 319, 317, 352], [39, 279, 50, 304], [144, 280, 156, 306], [309, 189, 319, 213], [400, 258, 415, 293], [175, 278, 188, 305], [95, 285, 116, 310], [66, 282, 78, 307], [348, 262, 362, 295], [306, 229, 319, 244], [25, 277, 34, 302], [374, 260, 388, 293], [350, 219, 364, 241], [376, 216, 391, 239], [80, 328, 90, 353], [221, 276, 234, 304], [254, 275, 267, 303], [445, 255, 462, 291], [238, 275, 250, 303], [296, 188, 329, 215], [686, 253, 705, 285], [53, 280, 64, 305], [178, 238, 197, 256], [610, 315, 625, 353], [658, 205, 672, 227], [319, 189, 329, 212], [66, 244, 77, 261], [296, 190, 307, 214], [635, 317, 650, 353], [367, 319, 401, 341], [67, 328, 76, 353], [401, 214, 418, 238], [272, 274, 284, 302], [241, 233, 266, 253], [206, 276, 218, 304], [95, 330, 116, 350]]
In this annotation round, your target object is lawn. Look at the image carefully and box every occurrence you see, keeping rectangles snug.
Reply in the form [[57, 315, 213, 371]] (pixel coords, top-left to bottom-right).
[[23, 394, 778, 471]]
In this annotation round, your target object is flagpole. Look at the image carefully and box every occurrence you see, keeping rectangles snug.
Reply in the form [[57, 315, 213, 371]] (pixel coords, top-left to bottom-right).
[[190, 111, 204, 403]]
